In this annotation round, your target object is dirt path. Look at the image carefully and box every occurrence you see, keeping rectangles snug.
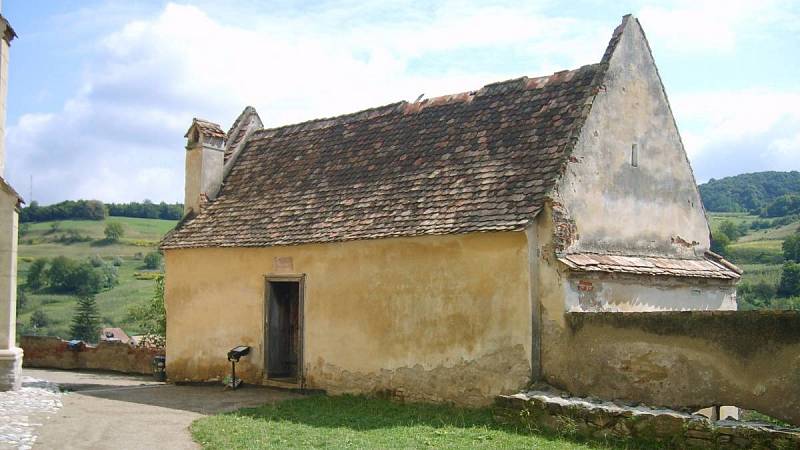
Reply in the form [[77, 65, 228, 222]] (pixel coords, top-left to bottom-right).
[[25, 368, 301, 450]]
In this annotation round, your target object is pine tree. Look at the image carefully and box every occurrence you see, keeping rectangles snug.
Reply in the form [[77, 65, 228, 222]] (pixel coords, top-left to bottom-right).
[[70, 294, 100, 342]]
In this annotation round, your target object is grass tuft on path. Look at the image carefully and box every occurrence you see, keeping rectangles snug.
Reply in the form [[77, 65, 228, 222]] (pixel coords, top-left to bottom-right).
[[191, 395, 623, 449]]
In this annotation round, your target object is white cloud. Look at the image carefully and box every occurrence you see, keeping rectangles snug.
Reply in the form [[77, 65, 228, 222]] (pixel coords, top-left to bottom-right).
[[672, 89, 800, 181], [5, 1, 799, 203], [6, 2, 608, 204], [637, 0, 799, 53]]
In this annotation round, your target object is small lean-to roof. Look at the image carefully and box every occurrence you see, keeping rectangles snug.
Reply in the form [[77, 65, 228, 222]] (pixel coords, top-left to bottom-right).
[[558, 252, 741, 280], [161, 18, 636, 250]]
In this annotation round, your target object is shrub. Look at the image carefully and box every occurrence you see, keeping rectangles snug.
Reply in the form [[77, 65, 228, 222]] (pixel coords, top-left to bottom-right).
[[127, 275, 166, 349], [46, 256, 116, 295], [104, 221, 124, 242], [16, 287, 27, 311], [778, 263, 800, 297], [29, 310, 50, 329], [89, 254, 104, 267], [26, 258, 48, 290], [112, 256, 123, 267], [97, 263, 119, 289], [710, 231, 730, 256], [143, 252, 163, 270], [57, 229, 91, 244], [47, 222, 61, 234], [784, 234, 800, 263], [47, 256, 80, 292], [717, 220, 745, 242]]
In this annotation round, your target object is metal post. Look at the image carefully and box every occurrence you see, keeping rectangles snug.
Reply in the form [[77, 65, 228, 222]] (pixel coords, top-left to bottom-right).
[[231, 360, 236, 390]]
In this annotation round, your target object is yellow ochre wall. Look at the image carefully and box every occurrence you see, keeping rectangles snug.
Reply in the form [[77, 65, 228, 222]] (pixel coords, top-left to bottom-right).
[[164, 231, 533, 405]]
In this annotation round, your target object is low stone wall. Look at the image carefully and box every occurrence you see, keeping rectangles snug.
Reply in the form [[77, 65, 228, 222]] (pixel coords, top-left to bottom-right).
[[495, 390, 800, 449], [546, 311, 800, 426], [20, 336, 161, 375]]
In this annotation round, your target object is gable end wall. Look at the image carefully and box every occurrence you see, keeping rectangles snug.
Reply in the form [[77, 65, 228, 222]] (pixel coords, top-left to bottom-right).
[[555, 18, 709, 258]]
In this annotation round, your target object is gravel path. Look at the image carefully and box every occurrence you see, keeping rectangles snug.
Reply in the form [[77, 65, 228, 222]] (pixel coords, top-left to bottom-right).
[[0, 377, 62, 450]]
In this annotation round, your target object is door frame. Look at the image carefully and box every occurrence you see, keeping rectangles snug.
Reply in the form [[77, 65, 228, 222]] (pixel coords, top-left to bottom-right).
[[263, 274, 305, 385]]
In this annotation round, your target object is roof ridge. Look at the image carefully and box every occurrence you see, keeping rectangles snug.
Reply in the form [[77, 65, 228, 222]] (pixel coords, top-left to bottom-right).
[[249, 64, 602, 141]]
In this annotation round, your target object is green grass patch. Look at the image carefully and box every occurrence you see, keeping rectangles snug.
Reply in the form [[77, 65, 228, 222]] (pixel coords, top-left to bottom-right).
[[22, 216, 177, 240], [726, 240, 784, 265], [707, 212, 757, 229], [739, 264, 783, 285], [191, 395, 629, 450], [19, 217, 176, 259], [739, 220, 800, 242]]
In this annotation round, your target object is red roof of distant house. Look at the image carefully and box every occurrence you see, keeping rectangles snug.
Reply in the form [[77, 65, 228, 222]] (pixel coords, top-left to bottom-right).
[[100, 327, 132, 344]]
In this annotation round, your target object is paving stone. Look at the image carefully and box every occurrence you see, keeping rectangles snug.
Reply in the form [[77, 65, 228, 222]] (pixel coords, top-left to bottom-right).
[[0, 376, 62, 450]]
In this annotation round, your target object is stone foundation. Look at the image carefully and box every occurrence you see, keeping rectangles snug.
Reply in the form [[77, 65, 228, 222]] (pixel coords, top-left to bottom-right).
[[0, 347, 22, 391], [495, 390, 800, 449]]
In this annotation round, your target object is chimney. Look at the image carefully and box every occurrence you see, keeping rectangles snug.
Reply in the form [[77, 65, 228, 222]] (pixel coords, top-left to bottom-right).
[[184, 118, 226, 216]]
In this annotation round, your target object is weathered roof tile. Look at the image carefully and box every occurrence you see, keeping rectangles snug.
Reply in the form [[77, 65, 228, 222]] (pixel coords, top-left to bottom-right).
[[162, 62, 606, 249], [558, 252, 741, 280]]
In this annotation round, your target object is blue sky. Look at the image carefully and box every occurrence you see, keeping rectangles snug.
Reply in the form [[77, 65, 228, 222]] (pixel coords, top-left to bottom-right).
[[3, 0, 799, 204]]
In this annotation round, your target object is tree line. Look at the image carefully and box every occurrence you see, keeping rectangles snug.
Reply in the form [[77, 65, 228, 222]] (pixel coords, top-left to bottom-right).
[[698, 171, 800, 214], [20, 200, 184, 223]]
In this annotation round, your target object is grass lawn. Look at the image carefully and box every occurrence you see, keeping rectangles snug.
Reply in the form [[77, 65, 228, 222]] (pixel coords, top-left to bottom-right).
[[191, 395, 626, 450]]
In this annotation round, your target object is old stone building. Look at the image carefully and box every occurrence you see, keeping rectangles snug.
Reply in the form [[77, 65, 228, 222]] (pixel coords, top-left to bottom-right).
[[0, 3, 19, 392], [161, 15, 740, 404]]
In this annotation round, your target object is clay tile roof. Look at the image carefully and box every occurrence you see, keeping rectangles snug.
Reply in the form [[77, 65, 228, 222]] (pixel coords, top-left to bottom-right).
[[100, 327, 132, 344], [224, 106, 262, 162], [162, 61, 607, 249], [161, 61, 607, 249], [187, 118, 226, 139], [558, 252, 741, 280]]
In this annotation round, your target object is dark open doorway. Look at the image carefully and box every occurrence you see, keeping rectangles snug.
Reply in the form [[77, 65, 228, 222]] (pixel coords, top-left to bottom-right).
[[265, 279, 302, 382]]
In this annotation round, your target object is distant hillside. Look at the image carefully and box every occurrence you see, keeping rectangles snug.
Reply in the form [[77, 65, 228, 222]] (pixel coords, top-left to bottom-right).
[[699, 171, 800, 214], [17, 217, 177, 339]]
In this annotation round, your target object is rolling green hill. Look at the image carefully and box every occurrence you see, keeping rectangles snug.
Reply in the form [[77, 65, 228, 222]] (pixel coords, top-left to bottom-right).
[[707, 210, 800, 309], [16, 217, 176, 339], [699, 171, 800, 213]]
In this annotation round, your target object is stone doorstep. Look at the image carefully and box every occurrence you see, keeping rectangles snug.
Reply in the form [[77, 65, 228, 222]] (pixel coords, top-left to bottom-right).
[[496, 390, 800, 447]]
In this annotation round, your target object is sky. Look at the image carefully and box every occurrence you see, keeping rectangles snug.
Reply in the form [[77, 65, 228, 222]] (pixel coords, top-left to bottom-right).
[[2, 0, 799, 205]]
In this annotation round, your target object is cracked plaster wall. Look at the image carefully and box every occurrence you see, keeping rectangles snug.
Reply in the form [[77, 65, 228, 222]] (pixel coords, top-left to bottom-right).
[[554, 17, 709, 258], [164, 231, 533, 405]]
